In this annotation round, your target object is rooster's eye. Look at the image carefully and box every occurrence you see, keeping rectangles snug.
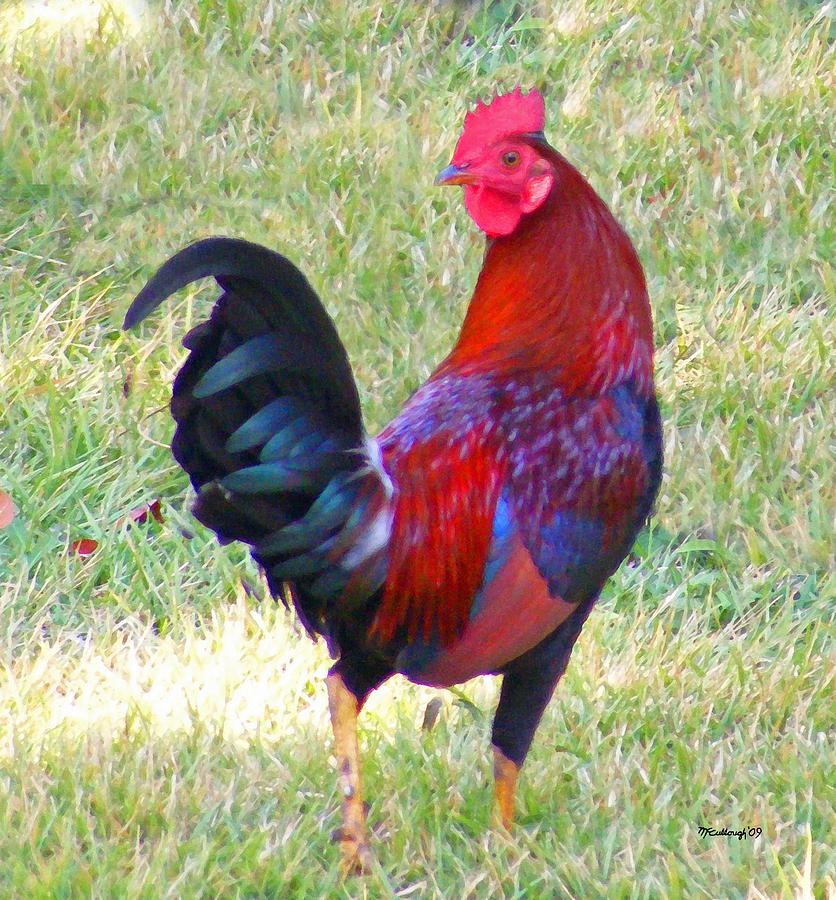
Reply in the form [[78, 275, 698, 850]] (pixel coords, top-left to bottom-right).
[[502, 151, 520, 167]]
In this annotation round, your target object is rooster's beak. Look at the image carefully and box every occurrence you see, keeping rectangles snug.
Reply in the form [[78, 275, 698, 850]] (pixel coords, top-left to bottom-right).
[[435, 164, 477, 186]]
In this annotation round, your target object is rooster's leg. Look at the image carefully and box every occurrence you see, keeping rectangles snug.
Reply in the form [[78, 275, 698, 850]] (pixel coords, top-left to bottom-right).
[[491, 598, 597, 828], [490, 669, 557, 829], [326, 672, 373, 873]]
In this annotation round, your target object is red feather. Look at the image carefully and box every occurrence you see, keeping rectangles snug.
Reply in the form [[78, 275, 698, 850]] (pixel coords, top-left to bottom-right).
[[441, 150, 654, 398], [372, 422, 505, 646], [405, 534, 577, 687]]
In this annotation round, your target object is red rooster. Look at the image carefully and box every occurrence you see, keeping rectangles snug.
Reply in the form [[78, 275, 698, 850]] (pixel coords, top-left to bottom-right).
[[124, 87, 662, 870]]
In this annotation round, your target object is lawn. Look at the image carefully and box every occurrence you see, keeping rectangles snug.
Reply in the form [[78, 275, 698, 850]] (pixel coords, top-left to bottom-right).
[[0, 1, 834, 897]]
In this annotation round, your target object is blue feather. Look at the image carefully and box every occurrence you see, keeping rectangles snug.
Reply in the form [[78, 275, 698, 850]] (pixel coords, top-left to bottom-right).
[[225, 398, 308, 453], [610, 383, 644, 442], [255, 475, 359, 554], [259, 417, 325, 461], [304, 567, 351, 599], [288, 431, 343, 459], [193, 334, 285, 398], [221, 456, 341, 494], [469, 493, 513, 619], [535, 511, 606, 598], [306, 544, 388, 602], [270, 549, 330, 579]]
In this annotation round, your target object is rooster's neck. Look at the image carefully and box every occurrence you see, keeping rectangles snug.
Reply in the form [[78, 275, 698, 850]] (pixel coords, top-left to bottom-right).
[[442, 155, 654, 398]]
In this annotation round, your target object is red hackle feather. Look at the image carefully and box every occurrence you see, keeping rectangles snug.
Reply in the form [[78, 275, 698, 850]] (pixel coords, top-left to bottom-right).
[[372, 425, 505, 647], [440, 150, 654, 399]]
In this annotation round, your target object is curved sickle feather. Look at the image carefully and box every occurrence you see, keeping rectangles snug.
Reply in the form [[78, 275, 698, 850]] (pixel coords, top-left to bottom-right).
[[125, 237, 323, 331]]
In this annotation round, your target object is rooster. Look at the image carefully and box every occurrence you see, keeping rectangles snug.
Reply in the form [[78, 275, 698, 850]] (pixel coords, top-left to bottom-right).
[[123, 87, 662, 871]]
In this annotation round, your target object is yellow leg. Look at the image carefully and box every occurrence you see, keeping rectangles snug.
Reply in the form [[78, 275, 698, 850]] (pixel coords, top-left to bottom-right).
[[492, 745, 519, 830], [326, 673, 373, 874]]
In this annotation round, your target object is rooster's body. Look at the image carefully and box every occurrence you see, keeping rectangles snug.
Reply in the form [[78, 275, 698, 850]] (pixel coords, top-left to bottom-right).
[[124, 88, 662, 870]]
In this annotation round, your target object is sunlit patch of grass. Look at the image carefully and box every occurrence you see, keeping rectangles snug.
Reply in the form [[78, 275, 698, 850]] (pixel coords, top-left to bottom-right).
[[0, 0, 149, 62], [1, 0, 834, 896]]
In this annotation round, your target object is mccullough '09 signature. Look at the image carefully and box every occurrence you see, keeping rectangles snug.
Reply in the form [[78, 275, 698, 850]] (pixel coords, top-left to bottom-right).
[[698, 825, 763, 840]]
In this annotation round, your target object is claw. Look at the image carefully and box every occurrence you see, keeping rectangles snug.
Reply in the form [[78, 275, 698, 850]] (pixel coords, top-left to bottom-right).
[[333, 828, 374, 875]]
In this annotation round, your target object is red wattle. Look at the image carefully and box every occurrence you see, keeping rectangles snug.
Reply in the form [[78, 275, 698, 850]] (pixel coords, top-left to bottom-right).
[[464, 184, 522, 237]]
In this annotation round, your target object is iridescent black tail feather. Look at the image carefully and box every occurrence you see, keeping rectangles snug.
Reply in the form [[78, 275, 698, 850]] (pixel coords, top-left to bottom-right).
[[123, 237, 388, 637]]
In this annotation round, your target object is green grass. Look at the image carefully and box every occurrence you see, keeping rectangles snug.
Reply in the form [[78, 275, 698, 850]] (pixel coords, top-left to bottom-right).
[[1, 0, 834, 896]]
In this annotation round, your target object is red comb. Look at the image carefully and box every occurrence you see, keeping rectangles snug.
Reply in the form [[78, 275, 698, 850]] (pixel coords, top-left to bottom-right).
[[452, 87, 546, 164]]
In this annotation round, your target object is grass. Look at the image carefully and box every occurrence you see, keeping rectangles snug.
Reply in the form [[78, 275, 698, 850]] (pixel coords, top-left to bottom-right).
[[0, 0, 834, 896]]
